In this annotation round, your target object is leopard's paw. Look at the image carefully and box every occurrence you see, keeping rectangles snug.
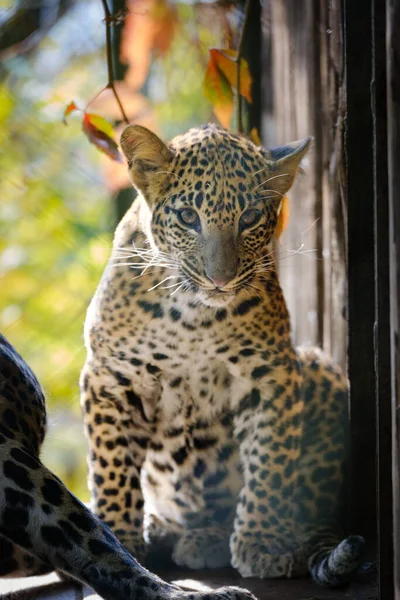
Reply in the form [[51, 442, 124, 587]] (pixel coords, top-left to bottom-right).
[[145, 512, 181, 548], [172, 527, 231, 570], [200, 586, 257, 600], [231, 535, 308, 579], [171, 586, 257, 600]]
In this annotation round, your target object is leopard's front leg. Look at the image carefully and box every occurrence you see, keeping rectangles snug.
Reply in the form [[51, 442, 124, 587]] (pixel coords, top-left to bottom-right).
[[230, 354, 308, 579], [81, 361, 155, 562]]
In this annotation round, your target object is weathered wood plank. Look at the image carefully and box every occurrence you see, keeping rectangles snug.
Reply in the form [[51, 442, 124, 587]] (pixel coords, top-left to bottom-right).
[[318, 0, 347, 368], [0, 573, 82, 599], [0, 568, 374, 600], [261, 0, 347, 368], [267, 0, 321, 350]]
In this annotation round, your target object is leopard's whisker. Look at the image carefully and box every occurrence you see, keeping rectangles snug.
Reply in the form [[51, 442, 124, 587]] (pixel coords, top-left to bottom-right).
[[130, 270, 163, 281], [251, 173, 290, 194], [147, 276, 182, 292], [169, 281, 186, 296], [153, 170, 185, 181], [277, 218, 320, 243], [111, 260, 180, 268], [161, 279, 187, 290], [114, 246, 155, 254], [254, 194, 277, 201], [246, 164, 271, 183], [111, 262, 180, 272], [243, 281, 263, 302]]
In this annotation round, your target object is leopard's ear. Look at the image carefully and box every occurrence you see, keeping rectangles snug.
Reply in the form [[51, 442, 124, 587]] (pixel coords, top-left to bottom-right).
[[120, 125, 173, 198], [267, 136, 312, 196]]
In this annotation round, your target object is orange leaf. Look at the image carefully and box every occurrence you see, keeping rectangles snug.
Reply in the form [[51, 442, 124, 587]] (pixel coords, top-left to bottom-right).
[[275, 195, 290, 239], [63, 101, 79, 124], [121, 0, 177, 90], [203, 50, 234, 128], [209, 49, 252, 103], [150, 0, 177, 55], [213, 102, 235, 130], [82, 113, 122, 163], [249, 127, 261, 146]]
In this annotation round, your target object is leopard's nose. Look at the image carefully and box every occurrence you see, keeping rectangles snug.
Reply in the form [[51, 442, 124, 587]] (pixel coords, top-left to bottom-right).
[[206, 270, 236, 289], [204, 233, 238, 288], [209, 276, 230, 288]]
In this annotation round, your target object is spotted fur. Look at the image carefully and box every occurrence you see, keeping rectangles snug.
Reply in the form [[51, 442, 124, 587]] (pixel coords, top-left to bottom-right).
[[0, 339, 256, 600], [81, 124, 365, 588]]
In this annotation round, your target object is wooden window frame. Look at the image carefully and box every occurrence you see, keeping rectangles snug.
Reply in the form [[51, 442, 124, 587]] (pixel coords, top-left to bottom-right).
[[259, 1, 398, 597]]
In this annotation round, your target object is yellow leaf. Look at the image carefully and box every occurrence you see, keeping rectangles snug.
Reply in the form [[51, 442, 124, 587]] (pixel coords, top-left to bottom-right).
[[249, 127, 261, 146], [84, 113, 115, 139], [203, 51, 234, 128], [213, 103, 234, 130], [275, 195, 290, 239], [82, 113, 122, 163], [209, 49, 252, 103]]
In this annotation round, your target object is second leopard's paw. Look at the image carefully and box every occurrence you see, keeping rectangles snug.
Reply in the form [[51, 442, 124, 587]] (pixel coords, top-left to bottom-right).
[[172, 527, 231, 569]]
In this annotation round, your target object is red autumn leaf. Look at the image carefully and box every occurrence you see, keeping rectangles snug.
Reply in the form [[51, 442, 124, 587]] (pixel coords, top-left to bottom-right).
[[63, 101, 79, 124], [82, 113, 122, 163]]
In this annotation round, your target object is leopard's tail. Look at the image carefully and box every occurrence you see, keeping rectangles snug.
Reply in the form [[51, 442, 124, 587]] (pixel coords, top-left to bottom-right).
[[308, 535, 366, 587]]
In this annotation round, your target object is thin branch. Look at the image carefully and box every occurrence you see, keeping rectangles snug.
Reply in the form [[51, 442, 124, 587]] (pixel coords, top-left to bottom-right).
[[236, 0, 251, 134], [101, 0, 130, 125]]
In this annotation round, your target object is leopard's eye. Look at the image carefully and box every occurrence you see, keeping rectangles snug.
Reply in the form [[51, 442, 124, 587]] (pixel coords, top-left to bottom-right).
[[240, 209, 262, 229], [176, 208, 201, 229]]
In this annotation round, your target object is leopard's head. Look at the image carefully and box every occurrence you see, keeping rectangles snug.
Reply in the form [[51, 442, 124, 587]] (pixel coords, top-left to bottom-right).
[[120, 124, 310, 307]]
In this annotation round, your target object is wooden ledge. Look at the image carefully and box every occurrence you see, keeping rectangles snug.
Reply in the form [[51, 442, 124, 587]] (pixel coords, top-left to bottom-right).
[[0, 568, 377, 600]]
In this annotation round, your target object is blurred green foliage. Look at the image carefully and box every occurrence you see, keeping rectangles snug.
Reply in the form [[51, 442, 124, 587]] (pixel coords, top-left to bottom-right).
[[0, 0, 217, 500]]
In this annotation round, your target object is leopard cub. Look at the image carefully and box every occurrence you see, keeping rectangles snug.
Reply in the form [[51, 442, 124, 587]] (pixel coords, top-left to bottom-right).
[[81, 123, 365, 588]]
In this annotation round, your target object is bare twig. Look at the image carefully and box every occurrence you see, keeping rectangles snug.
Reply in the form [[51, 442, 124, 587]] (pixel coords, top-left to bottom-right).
[[236, 0, 251, 134], [101, 0, 130, 125]]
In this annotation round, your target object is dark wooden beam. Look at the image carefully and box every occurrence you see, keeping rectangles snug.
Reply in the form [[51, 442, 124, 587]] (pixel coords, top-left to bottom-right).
[[244, 0, 262, 134], [343, 0, 377, 537], [372, 1, 394, 597], [387, 0, 400, 597]]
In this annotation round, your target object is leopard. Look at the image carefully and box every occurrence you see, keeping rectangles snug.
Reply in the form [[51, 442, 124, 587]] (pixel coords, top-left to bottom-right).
[[80, 123, 366, 589], [0, 333, 256, 600]]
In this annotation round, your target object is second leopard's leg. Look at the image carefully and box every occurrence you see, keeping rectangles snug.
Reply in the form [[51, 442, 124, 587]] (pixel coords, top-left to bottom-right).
[[81, 361, 156, 561], [146, 514, 231, 570], [172, 526, 231, 570], [0, 441, 257, 600], [231, 358, 308, 579], [0, 439, 161, 597], [0, 536, 51, 577]]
